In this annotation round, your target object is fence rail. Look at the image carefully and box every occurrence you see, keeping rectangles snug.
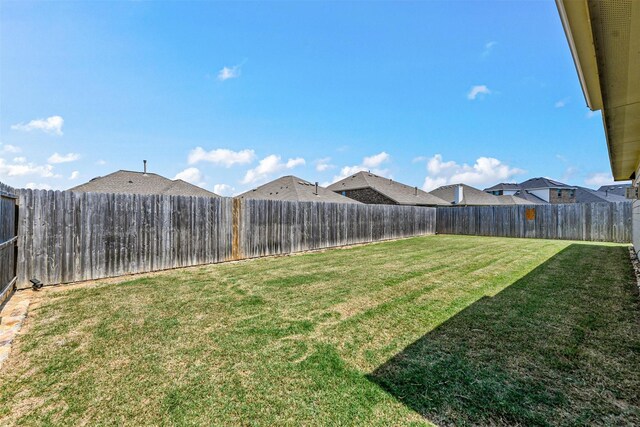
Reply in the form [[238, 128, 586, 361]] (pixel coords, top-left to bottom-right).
[[15, 189, 436, 288], [436, 202, 632, 243], [0, 182, 17, 304]]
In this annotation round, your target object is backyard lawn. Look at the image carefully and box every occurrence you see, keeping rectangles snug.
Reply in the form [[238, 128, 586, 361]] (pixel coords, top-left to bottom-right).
[[1, 235, 639, 426]]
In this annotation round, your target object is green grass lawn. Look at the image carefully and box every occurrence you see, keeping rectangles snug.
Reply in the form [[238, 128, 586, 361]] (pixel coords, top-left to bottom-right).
[[1, 235, 639, 426]]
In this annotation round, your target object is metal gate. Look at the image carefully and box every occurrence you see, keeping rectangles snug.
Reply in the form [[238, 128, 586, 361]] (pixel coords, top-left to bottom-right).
[[0, 182, 18, 306]]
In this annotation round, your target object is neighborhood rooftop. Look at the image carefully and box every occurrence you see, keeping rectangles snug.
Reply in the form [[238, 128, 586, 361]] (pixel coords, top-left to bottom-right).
[[327, 171, 449, 206], [237, 175, 361, 203], [68, 170, 219, 198], [429, 183, 541, 206]]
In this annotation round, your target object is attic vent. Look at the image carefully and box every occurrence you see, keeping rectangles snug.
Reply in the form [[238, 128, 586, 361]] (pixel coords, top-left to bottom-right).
[[128, 180, 133, 184]]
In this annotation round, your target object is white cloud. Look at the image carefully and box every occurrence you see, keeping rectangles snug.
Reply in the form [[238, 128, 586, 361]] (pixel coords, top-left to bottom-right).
[[213, 183, 235, 196], [174, 167, 204, 185], [467, 85, 491, 100], [241, 154, 306, 184], [25, 182, 54, 190], [585, 172, 616, 187], [554, 98, 569, 108], [188, 147, 255, 167], [96, 159, 107, 165], [330, 151, 392, 183], [363, 151, 390, 168], [586, 110, 597, 119], [48, 152, 80, 164], [412, 156, 427, 163], [286, 157, 305, 168], [482, 41, 497, 57], [69, 171, 80, 180], [0, 144, 21, 154], [421, 154, 525, 191], [0, 157, 58, 178], [315, 157, 334, 172], [11, 115, 64, 135], [217, 65, 241, 81]]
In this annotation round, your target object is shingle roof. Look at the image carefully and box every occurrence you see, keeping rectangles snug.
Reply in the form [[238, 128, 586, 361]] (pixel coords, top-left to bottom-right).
[[575, 186, 628, 203], [483, 183, 521, 191], [597, 184, 630, 197], [518, 177, 575, 190], [326, 171, 450, 206], [68, 170, 219, 197], [512, 191, 547, 204], [237, 175, 361, 203], [430, 184, 501, 205], [430, 184, 539, 206]]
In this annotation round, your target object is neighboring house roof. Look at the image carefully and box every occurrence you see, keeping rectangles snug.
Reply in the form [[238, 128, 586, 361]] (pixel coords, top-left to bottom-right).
[[518, 177, 575, 190], [597, 184, 630, 197], [575, 187, 628, 203], [69, 170, 219, 197], [483, 183, 521, 192], [512, 191, 547, 204], [430, 184, 541, 206], [430, 184, 498, 206], [327, 171, 450, 206], [237, 175, 361, 204]]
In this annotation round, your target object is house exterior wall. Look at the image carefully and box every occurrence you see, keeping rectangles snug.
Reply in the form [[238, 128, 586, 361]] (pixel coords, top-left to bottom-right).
[[337, 188, 397, 205], [549, 188, 577, 204], [633, 164, 640, 255], [529, 189, 550, 202]]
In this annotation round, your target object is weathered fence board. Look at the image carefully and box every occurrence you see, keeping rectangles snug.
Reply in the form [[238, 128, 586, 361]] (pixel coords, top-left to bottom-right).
[[0, 182, 17, 305], [436, 202, 632, 243], [15, 189, 436, 288], [238, 199, 436, 259], [17, 190, 234, 289]]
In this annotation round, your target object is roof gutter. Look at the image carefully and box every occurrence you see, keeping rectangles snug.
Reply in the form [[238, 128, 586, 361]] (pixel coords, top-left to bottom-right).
[[555, 0, 603, 111]]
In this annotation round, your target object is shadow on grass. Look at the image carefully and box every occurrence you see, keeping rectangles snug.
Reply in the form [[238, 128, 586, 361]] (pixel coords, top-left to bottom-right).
[[368, 244, 640, 426]]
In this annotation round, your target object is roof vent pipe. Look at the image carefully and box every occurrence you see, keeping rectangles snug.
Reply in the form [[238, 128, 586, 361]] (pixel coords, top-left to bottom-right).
[[454, 185, 463, 204], [415, 186, 418, 196], [315, 182, 318, 195], [143, 160, 147, 175]]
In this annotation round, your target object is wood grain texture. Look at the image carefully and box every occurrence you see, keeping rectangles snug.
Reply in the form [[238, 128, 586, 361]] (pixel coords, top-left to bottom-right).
[[16, 190, 234, 289], [14, 188, 436, 288], [0, 181, 17, 303], [436, 202, 631, 243]]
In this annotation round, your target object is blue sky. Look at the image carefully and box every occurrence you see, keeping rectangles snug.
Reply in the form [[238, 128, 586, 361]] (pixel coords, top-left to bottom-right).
[[0, 0, 622, 195]]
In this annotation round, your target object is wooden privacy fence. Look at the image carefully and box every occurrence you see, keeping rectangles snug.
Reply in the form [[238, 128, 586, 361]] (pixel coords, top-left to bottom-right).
[[0, 182, 17, 305], [16, 190, 233, 289], [238, 198, 436, 259], [15, 189, 436, 288], [436, 202, 632, 243]]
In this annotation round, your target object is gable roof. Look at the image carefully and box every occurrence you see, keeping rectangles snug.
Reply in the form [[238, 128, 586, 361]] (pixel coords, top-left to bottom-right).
[[575, 186, 628, 203], [512, 191, 547, 204], [483, 183, 521, 192], [69, 170, 219, 198], [597, 184, 630, 197], [430, 184, 539, 206], [518, 177, 575, 190], [237, 175, 361, 204], [326, 171, 450, 206]]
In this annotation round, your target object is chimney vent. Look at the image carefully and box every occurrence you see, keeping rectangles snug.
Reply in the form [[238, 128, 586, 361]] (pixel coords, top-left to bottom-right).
[[143, 160, 147, 175], [453, 185, 464, 204], [415, 186, 418, 196], [314, 182, 319, 195]]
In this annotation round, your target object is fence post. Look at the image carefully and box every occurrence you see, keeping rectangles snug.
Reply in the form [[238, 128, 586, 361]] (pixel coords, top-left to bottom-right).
[[232, 198, 242, 260]]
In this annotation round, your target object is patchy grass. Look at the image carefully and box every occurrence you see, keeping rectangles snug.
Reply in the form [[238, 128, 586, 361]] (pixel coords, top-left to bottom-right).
[[0, 235, 638, 426]]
